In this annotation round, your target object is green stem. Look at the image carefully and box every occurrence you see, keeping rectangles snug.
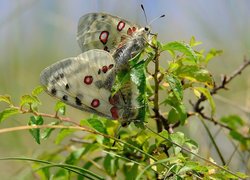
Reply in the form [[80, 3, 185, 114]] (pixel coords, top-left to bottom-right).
[[199, 117, 226, 165]]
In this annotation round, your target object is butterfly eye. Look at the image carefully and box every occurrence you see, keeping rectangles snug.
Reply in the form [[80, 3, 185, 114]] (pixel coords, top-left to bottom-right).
[[144, 27, 149, 31]]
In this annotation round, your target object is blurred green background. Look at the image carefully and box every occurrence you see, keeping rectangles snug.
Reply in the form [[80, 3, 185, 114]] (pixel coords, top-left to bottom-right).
[[0, 0, 249, 179]]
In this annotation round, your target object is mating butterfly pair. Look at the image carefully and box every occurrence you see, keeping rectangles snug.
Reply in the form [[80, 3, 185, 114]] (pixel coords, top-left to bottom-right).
[[40, 12, 151, 126]]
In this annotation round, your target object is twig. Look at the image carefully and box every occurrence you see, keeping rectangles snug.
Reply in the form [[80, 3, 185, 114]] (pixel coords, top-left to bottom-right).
[[13, 106, 81, 126], [191, 59, 250, 128]]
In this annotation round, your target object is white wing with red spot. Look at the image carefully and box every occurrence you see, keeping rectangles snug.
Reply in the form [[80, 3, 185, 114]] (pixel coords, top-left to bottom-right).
[[77, 13, 142, 54], [40, 49, 120, 119]]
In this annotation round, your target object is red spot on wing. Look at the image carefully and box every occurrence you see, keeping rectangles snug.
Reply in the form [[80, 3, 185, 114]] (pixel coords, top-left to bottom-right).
[[102, 66, 108, 73], [99, 31, 109, 44], [127, 27, 137, 36], [127, 28, 132, 35], [108, 64, 114, 69], [91, 99, 100, 108], [109, 95, 119, 105], [117, 21, 125, 31], [84, 76, 93, 85], [110, 106, 119, 119]]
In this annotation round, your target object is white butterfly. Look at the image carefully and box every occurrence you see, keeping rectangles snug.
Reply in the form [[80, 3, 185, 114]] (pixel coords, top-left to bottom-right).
[[40, 12, 150, 126]]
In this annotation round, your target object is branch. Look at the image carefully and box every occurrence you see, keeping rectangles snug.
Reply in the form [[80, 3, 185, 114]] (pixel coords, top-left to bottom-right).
[[13, 106, 81, 126], [191, 58, 250, 128]]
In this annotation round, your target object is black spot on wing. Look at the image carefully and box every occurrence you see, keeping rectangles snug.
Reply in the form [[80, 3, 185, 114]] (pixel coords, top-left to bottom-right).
[[75, 96, 82, 106], [62, 95, 68, 101], [51, 88, 57, 95], [65, 83, 70, 90]]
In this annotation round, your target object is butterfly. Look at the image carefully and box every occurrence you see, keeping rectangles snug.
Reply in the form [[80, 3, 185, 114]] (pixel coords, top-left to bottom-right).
[[40, 12, 151, 127]]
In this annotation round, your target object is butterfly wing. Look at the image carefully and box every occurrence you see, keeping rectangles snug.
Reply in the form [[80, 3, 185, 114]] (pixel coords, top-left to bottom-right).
[[77, 13, 142, 54], [40, 49, 120, 119]]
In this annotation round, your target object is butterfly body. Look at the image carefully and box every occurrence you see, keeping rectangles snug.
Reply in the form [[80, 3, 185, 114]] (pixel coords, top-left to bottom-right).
[[41, 12, 150, 126]]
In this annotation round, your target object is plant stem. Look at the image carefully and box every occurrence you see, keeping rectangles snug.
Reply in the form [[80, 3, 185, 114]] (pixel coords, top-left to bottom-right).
[[153, 47, 162, 132]]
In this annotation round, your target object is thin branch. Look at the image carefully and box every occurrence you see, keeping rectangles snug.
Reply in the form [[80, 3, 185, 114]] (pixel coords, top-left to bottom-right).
[[191, 59, 250, 129], [199, 117, 226, 165], [13, 106, 81, 126]]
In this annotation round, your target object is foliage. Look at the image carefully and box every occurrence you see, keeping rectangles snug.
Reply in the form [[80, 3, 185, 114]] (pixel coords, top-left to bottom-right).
[[0, 36, 249, 179]]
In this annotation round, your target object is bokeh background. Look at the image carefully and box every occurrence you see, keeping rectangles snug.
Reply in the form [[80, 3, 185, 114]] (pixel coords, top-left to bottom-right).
[[0, 0, 249, 179]]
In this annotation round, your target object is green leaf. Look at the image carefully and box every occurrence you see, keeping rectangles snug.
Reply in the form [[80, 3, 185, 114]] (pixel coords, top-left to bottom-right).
[[220, 115, 244, 129], [28, 116, 44, 144], [124, 163, 139, 180], [32, 86, 44, 96], [41, 121, 58, 139], [229, 130, 247, 146], [189, 36, 202, 47], [168, 108, 180, 124], [55, 129, 74, 145], [170, 132, 186, 154], [193, 87, 215, 116], [54, 101, 66, 115], [0, 95, 12, 105], [174, 65, 213, 87], [103, 154, 119, 176], [168, 62, 180, 73], [20, 95, 40, 107], [162, 41, 197, 63], [184, 139, 199, 155], [166, 75, 183, 101], [204, 48, 223, 63], [87, 117, 109, 144], [130, 60, 147, 127], [65, 147, 85, 165], [87, 118, 107, 134], [164, 93, 187, 125], [0, 108, 19, 123], [112, 70, 131, 95]]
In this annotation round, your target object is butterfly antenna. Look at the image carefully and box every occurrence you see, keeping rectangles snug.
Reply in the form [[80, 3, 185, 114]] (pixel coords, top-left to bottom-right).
[[149, 14, 165, 26], [141, 4, 149, 25]]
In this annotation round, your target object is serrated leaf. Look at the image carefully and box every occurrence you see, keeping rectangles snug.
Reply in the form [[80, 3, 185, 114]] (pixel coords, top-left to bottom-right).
[[0, 95, 12, 105], [32, 86, 44, 96], [162, 41, 197, 63], [55, 129, 74, 145], [54, 101, 66, 115], [166, 75, 183, 101], [28, 116, 44, 144], [130, 60, 147, 127], [193, 87, 215, 116], [0, 108, 19, 123], [174, 65, 213, 87]]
